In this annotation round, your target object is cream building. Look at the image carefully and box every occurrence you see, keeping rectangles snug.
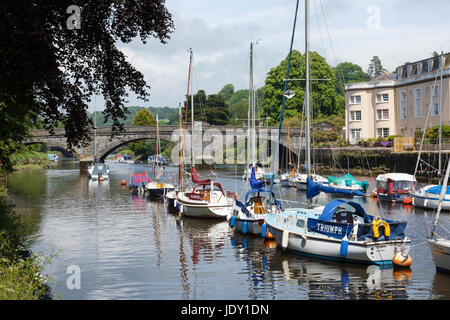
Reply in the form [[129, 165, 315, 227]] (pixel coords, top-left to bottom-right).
[[345, 53, 450, 144]]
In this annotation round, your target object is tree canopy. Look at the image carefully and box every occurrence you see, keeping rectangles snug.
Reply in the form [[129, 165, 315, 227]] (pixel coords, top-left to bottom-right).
[[262, 50, 342, 125], [334, 62, 370, 96], [0, 0, 174, 171], [367, 56, 387, 79], [132, 109, 156, 126]]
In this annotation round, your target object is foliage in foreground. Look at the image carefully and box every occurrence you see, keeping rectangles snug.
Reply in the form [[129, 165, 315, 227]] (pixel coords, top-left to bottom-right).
[[0, 196, 54, 299]]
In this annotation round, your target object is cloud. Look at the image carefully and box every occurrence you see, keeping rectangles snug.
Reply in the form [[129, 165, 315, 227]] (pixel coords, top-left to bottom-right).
[[88, 0, 450, 111]]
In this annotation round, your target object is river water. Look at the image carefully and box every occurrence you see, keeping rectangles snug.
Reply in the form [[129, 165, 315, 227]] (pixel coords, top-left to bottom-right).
[[6, 160, 450, 300]]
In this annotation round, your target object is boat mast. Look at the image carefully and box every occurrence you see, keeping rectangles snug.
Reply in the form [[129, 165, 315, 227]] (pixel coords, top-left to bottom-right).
[[93, 96, 97, 162], [305, 0, 311, 177], [178, 102, 183, 185], [156, 114, 159, 179], [439, 53, 444, 176], [190, 49, 195, 167], [248, 42, 256, 168]]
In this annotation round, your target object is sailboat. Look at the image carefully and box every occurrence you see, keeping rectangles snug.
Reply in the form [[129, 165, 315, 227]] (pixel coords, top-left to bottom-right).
[[412, 53, 450, 210], [228, 42, 283, 238], [242, 42, 266, 182], [165, 103, 183, 209], [145, 114, 174, 197], [264, 0, 412, 266], [326, 173, 369, 197], [87, 107, 109, 181], [175, 48, 235, 218], [427, 155, 450, 273]]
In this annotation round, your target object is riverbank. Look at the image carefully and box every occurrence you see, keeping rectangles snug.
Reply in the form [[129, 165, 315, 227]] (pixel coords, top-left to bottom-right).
[[0, 195, 54, 299]]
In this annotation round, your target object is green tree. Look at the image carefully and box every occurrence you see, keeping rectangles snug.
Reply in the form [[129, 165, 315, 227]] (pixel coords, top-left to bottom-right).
[[218, 84, 235, 101], [334, 62, 370, 96], [206, 94, 230, 125], [262, 50, 339, 125], [0, 1, 174, 171], [132, 109, 156, 126], [129, 109, 156, 159], [367, 56, 387, 78]]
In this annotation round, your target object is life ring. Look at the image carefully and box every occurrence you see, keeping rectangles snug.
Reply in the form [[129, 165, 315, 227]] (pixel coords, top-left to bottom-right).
[[372, 218, 390, 239]]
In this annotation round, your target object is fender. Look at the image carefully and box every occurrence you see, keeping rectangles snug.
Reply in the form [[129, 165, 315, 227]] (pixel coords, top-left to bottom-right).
[[372, 218, 390, 239]]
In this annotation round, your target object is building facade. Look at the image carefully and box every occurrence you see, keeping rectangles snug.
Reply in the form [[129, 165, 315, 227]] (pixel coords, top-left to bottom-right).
[[345, 53, 450, 144]]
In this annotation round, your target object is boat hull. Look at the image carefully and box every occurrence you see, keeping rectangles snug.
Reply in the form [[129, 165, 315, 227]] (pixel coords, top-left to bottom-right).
[[428, 238, 450, 273], [412, 189, 450, 211], [377, 192, 411, 203], [233, 218, 265, 237], [268, 224, 404, 265]]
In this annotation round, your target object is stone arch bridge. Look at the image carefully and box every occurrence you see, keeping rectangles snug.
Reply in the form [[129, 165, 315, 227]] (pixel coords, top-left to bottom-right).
[[26, 123, 306, 165]]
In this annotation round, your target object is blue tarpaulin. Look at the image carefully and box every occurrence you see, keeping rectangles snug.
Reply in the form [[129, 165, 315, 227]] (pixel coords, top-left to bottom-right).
[[306, 176, 365, 199], [426, 185, 450, 195], [250, 166, 265, 189]]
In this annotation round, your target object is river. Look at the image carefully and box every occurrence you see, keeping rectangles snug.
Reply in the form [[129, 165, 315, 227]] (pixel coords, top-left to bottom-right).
[[5, 160, 450, 300]]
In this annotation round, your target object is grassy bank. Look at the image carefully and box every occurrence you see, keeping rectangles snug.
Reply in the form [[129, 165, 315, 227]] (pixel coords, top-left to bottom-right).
[[10, 145, 53, 170], [0, 195, 54, 299]]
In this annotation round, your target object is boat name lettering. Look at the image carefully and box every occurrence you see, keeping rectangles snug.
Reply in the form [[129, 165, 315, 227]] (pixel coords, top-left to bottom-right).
[[316, 222, 343, 235]]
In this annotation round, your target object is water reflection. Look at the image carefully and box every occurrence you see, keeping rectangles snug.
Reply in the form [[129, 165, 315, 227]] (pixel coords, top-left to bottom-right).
[[4, 161, 450, 299]]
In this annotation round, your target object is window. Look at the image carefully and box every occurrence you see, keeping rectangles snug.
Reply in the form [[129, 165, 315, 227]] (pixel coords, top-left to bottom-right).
[[422, 60, 429, 73], [431, 84, 440, 116], [400, 91, 407, 119], [350, 95, 361, 104], [350, 111, 362, 121], [350, 129, 361, 143], [376, 93, 389, 103], [377, 109, 389, 120], [414, 88, 422, 118], [377, 128, 390, 138]]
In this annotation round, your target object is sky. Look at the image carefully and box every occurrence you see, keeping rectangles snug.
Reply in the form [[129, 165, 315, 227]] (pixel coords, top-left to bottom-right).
[[89, 0, 450, 112]]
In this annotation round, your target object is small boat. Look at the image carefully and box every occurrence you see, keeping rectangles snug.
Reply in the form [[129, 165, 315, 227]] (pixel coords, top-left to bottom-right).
[[88, 161, 110, 181], [145, 114, 174, 197], [295, 173, 327, 191], [375, 173, 416, 203], [229, 167, 283, 238], [146, 180, 174, 197], [129, 172, 150, 193], [122, 154, 134, 164], [176, 167, 234, 219], [265, 199, 411, 266], [427, 152, 450, 273], [327, 173, 369, 197], [412, 185, 450, 210], [114, 154, 124, 163]]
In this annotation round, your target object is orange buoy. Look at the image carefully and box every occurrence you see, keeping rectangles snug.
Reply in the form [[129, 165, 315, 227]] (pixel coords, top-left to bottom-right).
[[99, 177, 104, 182], [372, 192, 377, 198], [266, 229, 274, 239], [393, 252, 412, 268], [121, 180, 127, 186], [403, 197, 412, 205]]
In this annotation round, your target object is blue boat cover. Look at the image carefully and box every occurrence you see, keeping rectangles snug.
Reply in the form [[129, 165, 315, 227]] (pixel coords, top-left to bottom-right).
[[250, 166, 265, 189], [426, 185, 450, 195], [318, 200, 371, 223], [306, 176, 365, 199]]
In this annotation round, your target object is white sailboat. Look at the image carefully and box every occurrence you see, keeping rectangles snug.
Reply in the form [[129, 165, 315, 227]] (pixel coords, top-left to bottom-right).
[[264, 0, 411, 266], [175, 49, 234, 218], [228, 42, 283, 238], [145, 114, 174, 197], [428, 155, 450, 273], [242, 41, 266, 182], [87, 107, 109, 181]]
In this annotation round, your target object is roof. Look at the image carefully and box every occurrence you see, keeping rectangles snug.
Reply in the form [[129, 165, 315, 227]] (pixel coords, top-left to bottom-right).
[[376, 173, 416, 182]]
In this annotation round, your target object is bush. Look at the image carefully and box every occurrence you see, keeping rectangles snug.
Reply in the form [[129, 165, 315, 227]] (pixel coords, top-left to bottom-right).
[[0, 196, 54, 299]]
